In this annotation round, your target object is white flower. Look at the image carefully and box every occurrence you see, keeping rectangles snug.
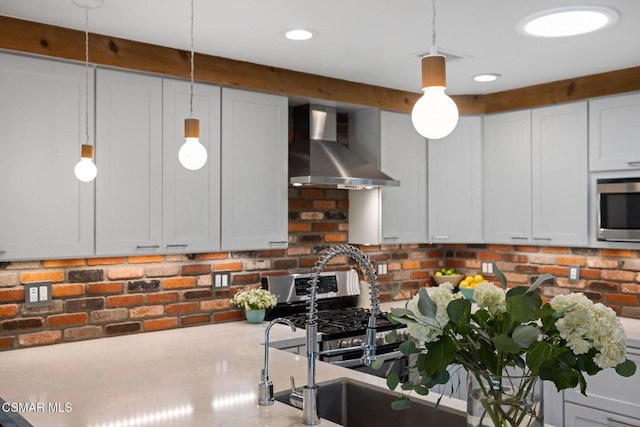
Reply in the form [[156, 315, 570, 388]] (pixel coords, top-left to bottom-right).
[[473, 282, 507, 314], [406, 283, 462, 344], [231, 288, 277, 310], [550, 293, 627, 369]]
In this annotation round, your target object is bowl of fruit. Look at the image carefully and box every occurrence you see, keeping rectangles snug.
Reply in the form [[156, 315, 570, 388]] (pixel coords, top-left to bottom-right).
[[432, 267, 464, 287], [457, 274, 486, 303]]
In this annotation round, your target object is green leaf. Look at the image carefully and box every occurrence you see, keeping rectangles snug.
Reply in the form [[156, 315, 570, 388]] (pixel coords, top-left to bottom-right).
[[391, 397, 411, 411], [492, 334, 520, 354], [526, 341, 553, 373], [417, 287, 437, 318], [447, 297, 471, 325], [423, 335, 456, 374], [512, 324, 540, 348], [389, 308, 415, 319], [616, 359, 637, 377], [386, 371, 399, 390], [401, 382, 415, 391], [493, 262, 507, 289], [384, 329, 398, 344], [399, 339, 419, 357], [507, 286, 542, 322], [414, 385, 429, 396], [371, 357, 386, 370], [432, 369, 451, 385], [529, 273, 553, 293]]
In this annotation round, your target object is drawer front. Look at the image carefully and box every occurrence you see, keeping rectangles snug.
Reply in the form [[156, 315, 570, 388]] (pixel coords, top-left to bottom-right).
[[565, 402, 640, 427]]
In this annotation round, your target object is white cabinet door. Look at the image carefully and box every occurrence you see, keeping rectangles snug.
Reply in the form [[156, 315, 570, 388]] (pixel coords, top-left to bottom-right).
[[428, 116, 483, 243], [483, 110, 532, 244], [162, 79, 221, 253], [532, 102, 588, 246], [0, 53, 94, 261], [220, 88, 288, 251], [349, 110, 427, 245], [565, 403, 640, 427], [96, 68, 163, 256], [380, 111, 428, 244], [589, 92, 640, 171]]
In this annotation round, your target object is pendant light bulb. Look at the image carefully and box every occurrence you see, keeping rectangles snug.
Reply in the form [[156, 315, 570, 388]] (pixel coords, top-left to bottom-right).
[[74, 144, 97, 182], [412, 85, 459, 140], [179, 118, 207, 170]]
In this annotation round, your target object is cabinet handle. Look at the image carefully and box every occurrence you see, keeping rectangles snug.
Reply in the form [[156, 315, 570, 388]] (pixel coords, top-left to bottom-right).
[[606, 417, 640, 427], [383, 236, 399, 240], [627, 161, 640, 167], [269, 241, 287, 245], [510, 236, 528, 240], [431, 235, 449, 240], [533, 237, 552, 241], [136, 245, 160, 249], [166, 244, 189, 249], [0, 250, 5, 256]]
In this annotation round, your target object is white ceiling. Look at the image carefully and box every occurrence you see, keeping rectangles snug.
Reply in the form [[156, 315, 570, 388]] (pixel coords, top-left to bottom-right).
[[1, 0, 639, 96]]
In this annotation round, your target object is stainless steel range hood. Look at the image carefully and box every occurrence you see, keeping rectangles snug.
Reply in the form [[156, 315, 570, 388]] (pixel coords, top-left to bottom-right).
[[289, 104, 400, 189]]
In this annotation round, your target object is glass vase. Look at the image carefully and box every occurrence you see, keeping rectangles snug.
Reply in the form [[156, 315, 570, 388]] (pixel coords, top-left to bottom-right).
[[245, 309, 266, 324], [466, 371, 543, 427]]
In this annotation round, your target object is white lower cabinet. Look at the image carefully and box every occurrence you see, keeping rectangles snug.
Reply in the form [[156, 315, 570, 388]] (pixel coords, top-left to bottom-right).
[[220, 88, 288, 251], [564, 348, 640, 427], [0, 52, 94, 261]]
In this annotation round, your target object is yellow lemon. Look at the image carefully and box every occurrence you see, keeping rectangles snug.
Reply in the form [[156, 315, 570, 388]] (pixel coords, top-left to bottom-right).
[[474, 274, 484, 283], [459, 280, 470, 288], [465, 275, 474, 283]]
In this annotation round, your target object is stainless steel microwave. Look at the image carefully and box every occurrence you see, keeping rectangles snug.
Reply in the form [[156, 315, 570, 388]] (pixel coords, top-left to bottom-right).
[[597, 178, 640, 242]]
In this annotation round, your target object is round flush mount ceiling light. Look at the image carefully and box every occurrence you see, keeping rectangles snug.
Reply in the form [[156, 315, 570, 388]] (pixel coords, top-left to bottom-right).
[[517, 6, 619, 38], [285, 29, 316, 41], [473, 73, 501, 82]]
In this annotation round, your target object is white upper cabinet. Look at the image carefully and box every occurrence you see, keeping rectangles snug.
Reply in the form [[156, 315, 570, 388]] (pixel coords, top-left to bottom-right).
[[531, 102, 588, 246], [220, 88, 288, 251], [589, 92, 640, 171], [483, 110, 532, 244], [0, 53, 94, 261], [428, 116, 483, 243], [484, 103, 588, 246], [96, 68, 163, 256], [162, 79, 221, 253], [349, 110, 427, 245]]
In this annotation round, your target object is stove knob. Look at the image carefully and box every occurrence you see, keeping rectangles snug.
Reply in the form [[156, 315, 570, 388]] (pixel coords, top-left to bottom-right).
[[339, 340, 351, 348], [351, 338, 363, 347]]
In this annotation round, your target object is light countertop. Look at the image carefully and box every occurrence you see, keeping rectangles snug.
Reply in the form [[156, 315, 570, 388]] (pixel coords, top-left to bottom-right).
[[0, 300, 637, 426]]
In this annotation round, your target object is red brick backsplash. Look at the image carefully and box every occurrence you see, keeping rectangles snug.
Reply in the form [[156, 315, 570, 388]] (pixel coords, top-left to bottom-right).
[[1, 187, 639, 350]]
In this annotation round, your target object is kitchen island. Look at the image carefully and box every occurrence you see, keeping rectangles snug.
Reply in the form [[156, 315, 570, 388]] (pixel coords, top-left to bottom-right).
[[0, 302, 466, 427], [1, 300, 638, 427]]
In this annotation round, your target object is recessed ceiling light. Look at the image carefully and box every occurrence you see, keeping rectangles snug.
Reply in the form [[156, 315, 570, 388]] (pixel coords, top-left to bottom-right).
[[473, 73, 501, 82], [285, 29, 315, 41], [517, 6, 618, 38]]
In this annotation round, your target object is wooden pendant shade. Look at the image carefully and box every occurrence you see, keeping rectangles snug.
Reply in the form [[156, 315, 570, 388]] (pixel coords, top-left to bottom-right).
[[184, 118, 200, 138], [421, 55, 447, 89]]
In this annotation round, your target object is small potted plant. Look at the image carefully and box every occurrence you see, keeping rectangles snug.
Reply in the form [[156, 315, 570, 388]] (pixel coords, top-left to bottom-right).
[[230, 287, 277, 324]]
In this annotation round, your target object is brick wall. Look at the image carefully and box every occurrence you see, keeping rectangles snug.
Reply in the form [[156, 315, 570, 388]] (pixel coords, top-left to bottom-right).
[[1, 188, 639, 350]]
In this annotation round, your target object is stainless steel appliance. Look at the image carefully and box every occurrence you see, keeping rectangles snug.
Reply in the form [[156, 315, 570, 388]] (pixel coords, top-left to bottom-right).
[[262, 270, 408, 377], [597, 177, 640, 242]]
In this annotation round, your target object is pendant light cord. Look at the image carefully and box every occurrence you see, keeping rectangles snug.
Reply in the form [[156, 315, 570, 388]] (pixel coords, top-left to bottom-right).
[[431, 0, 438, 54], [189, 0, 194, 117], [84, 8, 90, 145]]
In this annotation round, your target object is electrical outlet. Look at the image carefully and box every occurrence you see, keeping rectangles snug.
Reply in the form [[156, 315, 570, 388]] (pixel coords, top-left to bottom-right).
[[212, 271, 231, 289], [24, 281, 52, 308], [377, 263, 388, 275], [569, 266, 580, 283], [481, 262, 494, 274]]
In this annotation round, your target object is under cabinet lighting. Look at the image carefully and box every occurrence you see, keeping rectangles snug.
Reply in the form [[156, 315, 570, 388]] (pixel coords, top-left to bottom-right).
[[285, 29, 316, 41]]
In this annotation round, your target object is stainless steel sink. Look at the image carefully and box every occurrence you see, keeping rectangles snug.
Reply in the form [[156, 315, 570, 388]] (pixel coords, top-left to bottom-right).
[[275, 377, 466, 426]]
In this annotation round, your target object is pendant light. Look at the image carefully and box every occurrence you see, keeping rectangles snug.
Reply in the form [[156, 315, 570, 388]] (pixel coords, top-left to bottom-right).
[[179, 0, 207, 171], [411, 0, 458, 140], [73, 0, 102, 182]]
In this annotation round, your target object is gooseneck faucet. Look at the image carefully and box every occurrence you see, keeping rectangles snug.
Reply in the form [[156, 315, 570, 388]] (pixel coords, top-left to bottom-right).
[[258, 317, 296, 406], [291, 244, 380, 425]]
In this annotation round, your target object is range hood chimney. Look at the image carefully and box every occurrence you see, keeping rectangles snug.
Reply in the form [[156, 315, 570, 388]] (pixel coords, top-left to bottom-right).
[[289, 104, 400, 189]]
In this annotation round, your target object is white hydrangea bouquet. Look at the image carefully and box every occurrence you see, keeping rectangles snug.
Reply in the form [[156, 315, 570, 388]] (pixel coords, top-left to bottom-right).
[[230, 287, 277, 310], [385, 266, 636, 425]]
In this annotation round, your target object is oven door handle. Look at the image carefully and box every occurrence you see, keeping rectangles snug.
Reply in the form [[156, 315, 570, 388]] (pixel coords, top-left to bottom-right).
[[329, 350, 403, 368]]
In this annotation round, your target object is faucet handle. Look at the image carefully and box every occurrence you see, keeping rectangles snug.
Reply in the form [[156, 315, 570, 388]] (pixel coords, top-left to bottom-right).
[[289, 376, 304, 409]]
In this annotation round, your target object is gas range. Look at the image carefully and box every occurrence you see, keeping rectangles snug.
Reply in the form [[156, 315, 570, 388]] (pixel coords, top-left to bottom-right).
[[262, 270, 408, 375]]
